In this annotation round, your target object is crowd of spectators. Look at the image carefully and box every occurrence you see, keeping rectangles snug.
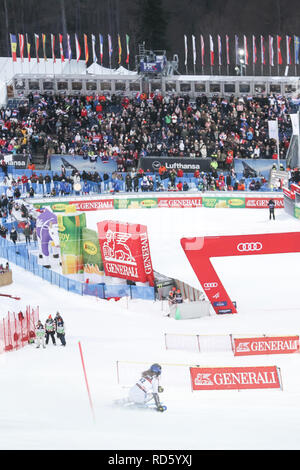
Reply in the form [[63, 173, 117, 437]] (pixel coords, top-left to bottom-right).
[[0, 91, 297, 174]]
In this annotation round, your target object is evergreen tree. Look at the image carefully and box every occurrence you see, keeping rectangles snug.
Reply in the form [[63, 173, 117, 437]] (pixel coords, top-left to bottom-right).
[[137, 0, 169, 51]]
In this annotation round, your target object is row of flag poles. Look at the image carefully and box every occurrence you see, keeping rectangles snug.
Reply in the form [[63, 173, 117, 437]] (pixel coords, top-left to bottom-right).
[[185, 34, 300, 75], [9, 33, 130, 68]]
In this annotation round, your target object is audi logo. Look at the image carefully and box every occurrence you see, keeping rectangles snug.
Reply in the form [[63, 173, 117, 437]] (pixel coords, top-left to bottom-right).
[[237, 242, 263, 252], [203, 282, 218, 289]]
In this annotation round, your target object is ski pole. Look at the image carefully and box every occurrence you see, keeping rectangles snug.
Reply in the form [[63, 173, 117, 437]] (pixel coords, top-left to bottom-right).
[[78, 341, 96, 424]]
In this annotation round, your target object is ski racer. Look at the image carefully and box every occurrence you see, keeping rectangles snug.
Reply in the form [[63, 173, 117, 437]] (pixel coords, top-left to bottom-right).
[[127, 364, 166, 412], [45, 315, 56, 346]]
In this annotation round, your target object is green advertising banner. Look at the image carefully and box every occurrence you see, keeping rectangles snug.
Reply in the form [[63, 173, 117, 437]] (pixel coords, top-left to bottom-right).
[[114, 198, 158, 210], [33, 201, 71, 212], [57, 212, 87, 274], [294, 206, 300, 220], [202, 197, 245, 208], [82, 227, 104, 273]]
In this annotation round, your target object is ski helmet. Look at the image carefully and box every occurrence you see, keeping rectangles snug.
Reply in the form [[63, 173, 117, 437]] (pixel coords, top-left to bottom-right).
[[150, 363, 162, 375]]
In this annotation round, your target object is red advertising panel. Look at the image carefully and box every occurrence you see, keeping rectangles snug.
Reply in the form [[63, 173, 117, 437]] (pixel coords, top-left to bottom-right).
[[69, 199, 114, 211], [233, 336, 300, 356], [190, 366, 281, 390], [181, 232, 300, 314], [157, 197, 202, 209], [97, 220, 154, 286], [245, 197, 283, 208]]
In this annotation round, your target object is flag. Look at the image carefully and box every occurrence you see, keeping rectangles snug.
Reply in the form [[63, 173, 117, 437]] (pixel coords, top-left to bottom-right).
[[217, 35, 222, 65], [75, 34, 81, 62], [84, 34, 89, 63], [26, 33, 31, 62], [59, 34, 65, 62], [99, 34, 103, 64], [67, 34, 72, 61], [125, 34, 130, 64], [192, 35, 196, 66], [269, 35, 274, 66], [10, 34, 17, 62], [118, 34, 122, 64], [200, 34, 205, 66], [243, 35, 248, 65], [42, 33, 47, 61], [277, 35, 282, 65], [209, 34, 214, 66], [184, 35, 188, 66], [108, 34, 113, 59], [294, 35, 300, 65], [51, 34, 56, 63], [235, 35, 239, 64], [252, 35, 257, 64], [261, 35, 265, 65], [34, 33, 40, 62], [18, 34, 24, 62], [286, 35, 291, 65], [92, 34, 97, 62], [226, 35, 230, 65]]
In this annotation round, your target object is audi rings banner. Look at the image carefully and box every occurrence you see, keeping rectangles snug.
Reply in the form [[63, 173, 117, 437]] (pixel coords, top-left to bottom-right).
[[181, 232, 300, 315]]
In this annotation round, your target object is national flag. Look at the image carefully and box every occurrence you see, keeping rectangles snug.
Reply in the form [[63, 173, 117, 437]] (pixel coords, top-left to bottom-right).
[[269, 35, 274, 66], [294, 35, 300, 65], [226, 35, 230, 65], [108, 34, 113, 58], [42, 34, 47, 61], [51, 34, 56, 62], [235, 35, 239, 64], [184, 35, 188, 66], [260, 35, 265, 65], [277, 35, 282, 65], [59, 34, 65, 62], [18, 34, 24, 62], [243, 35, 248, 65], [67, 34, 72, 61], [75, 34, 81, 62], [286, 35, 291, 65], [252, 35, 257, 64], [99, 34, 103, 64], [34, 33, 40, 62], [92, 34, 97, 62], [118, 34, 122, 64], [125, 34, 130, 64], [10, 34, 17, 62], [200, 34, 205, 65], [26, 33, 31, 61], [84, 34, 89, 63], [209, 34, 214, 65], [217, 35, 222, 65], [192, 35, 196, 66]]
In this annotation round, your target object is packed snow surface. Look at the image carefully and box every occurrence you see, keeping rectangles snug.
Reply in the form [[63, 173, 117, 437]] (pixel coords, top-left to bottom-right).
[[0, 206, 300, 450]]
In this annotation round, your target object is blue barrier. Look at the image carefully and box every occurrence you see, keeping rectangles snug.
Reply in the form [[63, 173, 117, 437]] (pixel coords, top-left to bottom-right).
[[0, 237, 155, 301]]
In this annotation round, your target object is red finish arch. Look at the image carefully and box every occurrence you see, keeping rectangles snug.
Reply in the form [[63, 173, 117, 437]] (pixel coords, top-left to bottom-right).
[[181, 232, 300, 314]]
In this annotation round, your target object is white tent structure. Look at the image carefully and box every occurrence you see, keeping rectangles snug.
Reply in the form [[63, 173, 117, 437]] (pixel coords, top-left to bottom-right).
[[86, 62, 138, 76], [0, 57, 87, 104]]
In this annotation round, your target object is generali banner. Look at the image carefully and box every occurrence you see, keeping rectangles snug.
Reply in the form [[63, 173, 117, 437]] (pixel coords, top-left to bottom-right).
[[97, 220, 155, 286], [233, 336, 300, 356], [190, 366, 282, 390], [245, 197, 284, 208], [157, 197, 202, 208]]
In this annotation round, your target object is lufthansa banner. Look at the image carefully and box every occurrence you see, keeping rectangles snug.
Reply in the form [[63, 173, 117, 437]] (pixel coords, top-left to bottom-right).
[[138, 156, 212, 173]]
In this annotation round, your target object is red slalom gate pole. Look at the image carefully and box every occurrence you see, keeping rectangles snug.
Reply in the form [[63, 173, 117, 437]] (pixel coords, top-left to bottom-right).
[[78, 341, 96, 424]]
